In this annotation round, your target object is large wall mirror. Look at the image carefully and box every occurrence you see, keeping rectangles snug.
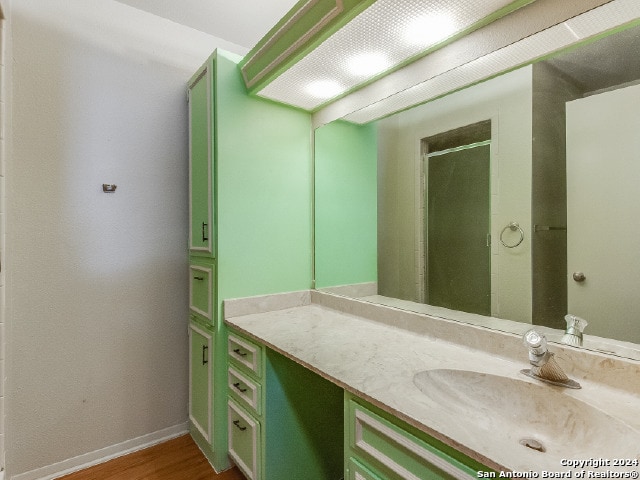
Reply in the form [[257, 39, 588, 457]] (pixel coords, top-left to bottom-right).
[[314, 16, 640, 360]]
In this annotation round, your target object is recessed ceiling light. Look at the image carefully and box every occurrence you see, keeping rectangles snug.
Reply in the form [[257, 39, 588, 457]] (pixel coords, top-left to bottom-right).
[[403, 14, 457, 48], [347, 52, 391, 77], [305, 80, 344, 99]]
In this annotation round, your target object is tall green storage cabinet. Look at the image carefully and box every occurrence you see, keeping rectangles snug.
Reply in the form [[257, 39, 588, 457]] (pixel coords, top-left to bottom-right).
[[187, 50, 313, 472]]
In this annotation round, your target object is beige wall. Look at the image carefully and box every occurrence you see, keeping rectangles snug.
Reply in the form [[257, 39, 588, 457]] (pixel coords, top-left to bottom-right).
[[6, 1, 246, 478], [0, 0, 10, 475], [378, 66, 533, 322]]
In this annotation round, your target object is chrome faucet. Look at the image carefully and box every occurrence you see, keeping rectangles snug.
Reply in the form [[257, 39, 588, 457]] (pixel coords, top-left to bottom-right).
[[521, 329, 581, 389]]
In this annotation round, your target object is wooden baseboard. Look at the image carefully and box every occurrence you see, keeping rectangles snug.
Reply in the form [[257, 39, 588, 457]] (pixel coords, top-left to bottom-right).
[[11, 423, 188, 480]]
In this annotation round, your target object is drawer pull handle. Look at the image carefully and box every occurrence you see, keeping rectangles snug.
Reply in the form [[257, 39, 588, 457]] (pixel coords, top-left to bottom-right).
[[202, 222, 209, 242], [193, 276, 204, 281], [233, 348, 247, 357], [232, 382, 247, 393], [233, 420, 247, 431], [202, 345, 208, 365]]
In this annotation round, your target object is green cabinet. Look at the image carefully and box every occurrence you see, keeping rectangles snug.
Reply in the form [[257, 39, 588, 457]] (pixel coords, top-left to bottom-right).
[[228, 398, 261, 479], [345, 393, 491, 480], [224, 329, 493, 480], [227, 331, 264, 480], [187, 48, 313, 471], [188, 63, 214, 257], [227, 328, 344, 480], [189, 321, 213, 444], [187, 56, 217, 463]]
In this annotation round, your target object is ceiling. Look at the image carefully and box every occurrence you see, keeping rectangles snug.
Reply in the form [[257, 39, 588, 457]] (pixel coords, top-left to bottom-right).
[[113, 0, 299, 49], [110, 0, 640, 118]]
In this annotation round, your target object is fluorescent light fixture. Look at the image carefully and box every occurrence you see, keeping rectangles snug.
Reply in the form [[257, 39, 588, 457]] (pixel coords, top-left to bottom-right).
[[305, 80, 345, 99], [347, 52, 391, 77], [336, 0, 640, 124], [403, 14, 457, 47], [253, 0, 522, 111]]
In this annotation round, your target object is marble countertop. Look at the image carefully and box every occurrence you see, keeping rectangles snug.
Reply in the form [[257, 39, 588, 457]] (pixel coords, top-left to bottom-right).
[[224, 290, 640, 473]]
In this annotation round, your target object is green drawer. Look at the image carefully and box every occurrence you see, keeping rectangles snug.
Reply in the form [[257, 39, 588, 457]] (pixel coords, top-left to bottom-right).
[[189, 263, 213, 323], [348, 457, 385, 480], [228, 331, 263, 379], [228, 365, 262, 416], [348, 398, 478, 480], [228, 398, 260, 480]]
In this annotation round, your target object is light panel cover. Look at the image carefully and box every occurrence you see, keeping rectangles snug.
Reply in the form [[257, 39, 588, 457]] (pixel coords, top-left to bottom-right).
[[342, 0, 640, 123], [257, 0, 521, 110]]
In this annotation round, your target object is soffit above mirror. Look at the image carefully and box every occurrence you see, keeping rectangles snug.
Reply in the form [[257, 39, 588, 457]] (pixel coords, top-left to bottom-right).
[[240, 0, 626, 120], [329, 0, 640, 125], [240, 0, 535, 109]]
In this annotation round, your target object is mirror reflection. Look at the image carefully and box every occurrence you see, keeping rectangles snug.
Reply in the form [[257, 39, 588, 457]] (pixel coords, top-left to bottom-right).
[[314, 22, 640, 354]]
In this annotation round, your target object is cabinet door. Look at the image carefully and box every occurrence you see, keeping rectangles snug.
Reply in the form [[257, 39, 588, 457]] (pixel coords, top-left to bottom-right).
[[190, 323, 213, 442], [188, 64, 214, 255]]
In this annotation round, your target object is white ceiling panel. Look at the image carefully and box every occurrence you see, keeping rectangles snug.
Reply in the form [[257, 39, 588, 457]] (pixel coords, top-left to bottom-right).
[[257, 0, 517, 110]]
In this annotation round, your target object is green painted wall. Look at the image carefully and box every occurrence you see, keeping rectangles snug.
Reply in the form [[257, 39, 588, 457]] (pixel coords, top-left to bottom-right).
[[212, 50, 314, 469], [216, 51, 313, 299], [264, 349, 343, 479], [314, 120, 377, 289]]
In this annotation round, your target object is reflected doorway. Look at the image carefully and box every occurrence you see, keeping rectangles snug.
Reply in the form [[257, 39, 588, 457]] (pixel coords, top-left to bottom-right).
[[423, 121, 491, 315]]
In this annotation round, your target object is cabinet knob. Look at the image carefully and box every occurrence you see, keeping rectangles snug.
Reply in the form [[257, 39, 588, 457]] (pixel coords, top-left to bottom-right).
[[572, 272, 586, 282]]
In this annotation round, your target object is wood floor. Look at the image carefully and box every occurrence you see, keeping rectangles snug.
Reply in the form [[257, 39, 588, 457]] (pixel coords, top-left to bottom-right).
[[57, 434, 246, 480]]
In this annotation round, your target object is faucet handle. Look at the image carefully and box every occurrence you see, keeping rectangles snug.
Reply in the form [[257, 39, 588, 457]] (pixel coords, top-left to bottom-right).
[[523, 329, 547, 355], [564, 314, 588, 335], [562, 314, 588, 346]]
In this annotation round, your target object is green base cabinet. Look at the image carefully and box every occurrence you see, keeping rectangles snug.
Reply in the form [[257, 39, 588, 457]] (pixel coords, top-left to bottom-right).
[[227, 330, 264, 479], [345, 393, 493, 480], [227, 328, 344, 480], [226, 328, 494, 480], [228, 398, 261, 479]]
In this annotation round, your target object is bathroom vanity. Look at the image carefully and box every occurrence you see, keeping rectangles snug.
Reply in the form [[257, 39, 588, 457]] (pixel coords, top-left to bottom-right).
[[187, 1, 640, 476], [224, 290, 640, 479]]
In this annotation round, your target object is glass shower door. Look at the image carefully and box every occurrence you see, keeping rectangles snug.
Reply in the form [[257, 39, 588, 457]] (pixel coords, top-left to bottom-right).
[[426, 143, 491, 315]]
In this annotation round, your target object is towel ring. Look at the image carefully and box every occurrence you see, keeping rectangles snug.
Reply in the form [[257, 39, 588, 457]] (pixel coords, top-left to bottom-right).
[[500, 222, 524, 248]]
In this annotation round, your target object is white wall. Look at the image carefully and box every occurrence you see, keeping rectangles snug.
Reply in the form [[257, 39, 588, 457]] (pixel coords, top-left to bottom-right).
[[6, 1, 247, 477], [0, 0, 11, 475]]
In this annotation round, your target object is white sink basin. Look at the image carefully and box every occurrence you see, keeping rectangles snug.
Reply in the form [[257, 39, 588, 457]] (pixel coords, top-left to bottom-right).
[[413, 369, 640, 469]]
